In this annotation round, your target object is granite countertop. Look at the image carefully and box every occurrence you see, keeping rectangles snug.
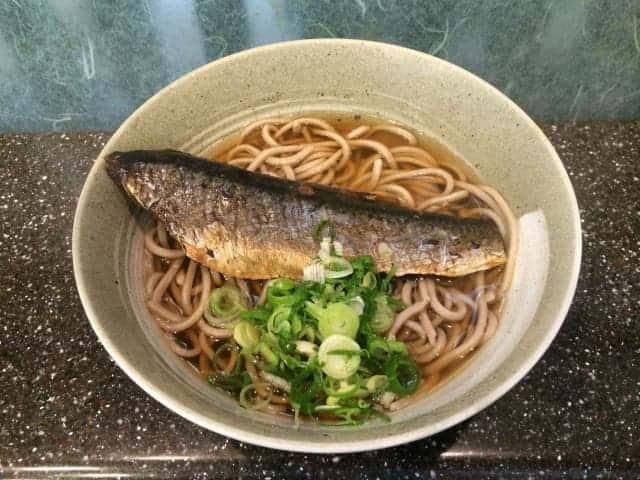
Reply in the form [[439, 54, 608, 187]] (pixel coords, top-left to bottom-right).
[[0, 122, 638, 479]]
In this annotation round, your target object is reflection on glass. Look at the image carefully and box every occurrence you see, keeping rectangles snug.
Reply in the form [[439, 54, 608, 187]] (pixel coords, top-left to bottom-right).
[[0, 0, 638, 131]]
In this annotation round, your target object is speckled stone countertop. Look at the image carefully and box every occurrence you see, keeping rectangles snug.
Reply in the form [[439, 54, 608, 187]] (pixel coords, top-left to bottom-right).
[[1, 123, 638, 479]]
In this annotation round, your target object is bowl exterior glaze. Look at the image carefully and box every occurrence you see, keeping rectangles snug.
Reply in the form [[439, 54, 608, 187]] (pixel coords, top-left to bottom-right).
[[73, 39, 581, 453]]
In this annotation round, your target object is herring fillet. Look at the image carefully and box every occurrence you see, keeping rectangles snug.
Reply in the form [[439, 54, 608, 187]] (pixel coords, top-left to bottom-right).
[[105, 149, 506, 279]]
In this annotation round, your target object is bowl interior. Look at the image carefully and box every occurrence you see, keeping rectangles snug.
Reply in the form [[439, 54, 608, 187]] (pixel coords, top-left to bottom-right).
[[73, 39, 580, 453]]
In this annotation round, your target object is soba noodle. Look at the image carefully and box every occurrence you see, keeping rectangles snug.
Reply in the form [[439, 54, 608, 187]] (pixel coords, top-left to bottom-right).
[[143, 116, 517, 418]]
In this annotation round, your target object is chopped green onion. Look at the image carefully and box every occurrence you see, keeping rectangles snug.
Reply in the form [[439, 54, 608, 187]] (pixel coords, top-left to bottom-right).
[[323, 377, 359, 398], [291, 313, 303, 337], [387, 340, 408, 356], [326, 349, 362, 358], [204, 306, 238, 327], [366, 375, 389, 392], [233, 321, 260, 351], [322, 282, 335, 297], [295, 340, 317, 357], [209, 285, 247, 319], [362, 271, 377, 289], [324, 256, 353, 279], [384, 354, 419, 396], [208, 370, 251, 393], [315, 404, 341, 412], [239, 303, 271, 325], [279, 350, 304, 370], [269, 278, 296, 292], [319, 237, 332, 263], [290, 364, 323, 417], [267, 306, 292, 337], [349, 296, 365, 316], [303, 262, 325, 283], [307, 302, 360, 339], [255, 342, 279, 368], [371, 295, 395, 333], [266, 278, 296, 306], [313, 219, 334, 242], [326, 395, 340, 406], [331, 407, 363, 425], [380, 265, 397, 292], [239, 383, 272, 410], [368, 336, 390, 360], [318, 334, 361, 379], [212, 341, 240, 372], [299, 325, 316, 342]]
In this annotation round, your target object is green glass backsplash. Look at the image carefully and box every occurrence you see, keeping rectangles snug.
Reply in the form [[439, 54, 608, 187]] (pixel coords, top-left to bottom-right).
[[1, 0, 639, 131]]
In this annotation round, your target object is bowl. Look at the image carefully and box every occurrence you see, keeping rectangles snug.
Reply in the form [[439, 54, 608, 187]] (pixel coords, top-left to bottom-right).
[[72, 39, 581, 453]]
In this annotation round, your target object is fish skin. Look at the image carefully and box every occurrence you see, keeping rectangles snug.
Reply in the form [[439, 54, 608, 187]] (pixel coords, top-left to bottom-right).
[[105, 149, 506, 279]]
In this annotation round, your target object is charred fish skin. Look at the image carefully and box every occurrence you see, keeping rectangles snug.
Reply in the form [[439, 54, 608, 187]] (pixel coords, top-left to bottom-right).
[[105, 150, 506, 279]]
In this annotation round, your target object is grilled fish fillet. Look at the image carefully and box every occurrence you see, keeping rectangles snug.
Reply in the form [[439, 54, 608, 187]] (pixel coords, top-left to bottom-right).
[[105, 149, 506, 279]]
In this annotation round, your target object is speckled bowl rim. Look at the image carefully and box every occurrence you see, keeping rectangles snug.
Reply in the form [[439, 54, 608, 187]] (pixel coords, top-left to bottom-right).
[[73, 39, 581, 453]]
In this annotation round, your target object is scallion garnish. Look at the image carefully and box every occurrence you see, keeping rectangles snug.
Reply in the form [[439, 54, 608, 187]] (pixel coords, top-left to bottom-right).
[[210, 223, 420, 425]]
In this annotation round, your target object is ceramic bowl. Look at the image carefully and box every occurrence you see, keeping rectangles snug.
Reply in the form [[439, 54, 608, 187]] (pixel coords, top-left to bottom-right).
[[73, 39, 581, 453]]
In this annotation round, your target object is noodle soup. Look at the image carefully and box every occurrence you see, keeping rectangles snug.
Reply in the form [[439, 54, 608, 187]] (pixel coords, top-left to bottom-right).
[[142, 115, 516, 423]]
